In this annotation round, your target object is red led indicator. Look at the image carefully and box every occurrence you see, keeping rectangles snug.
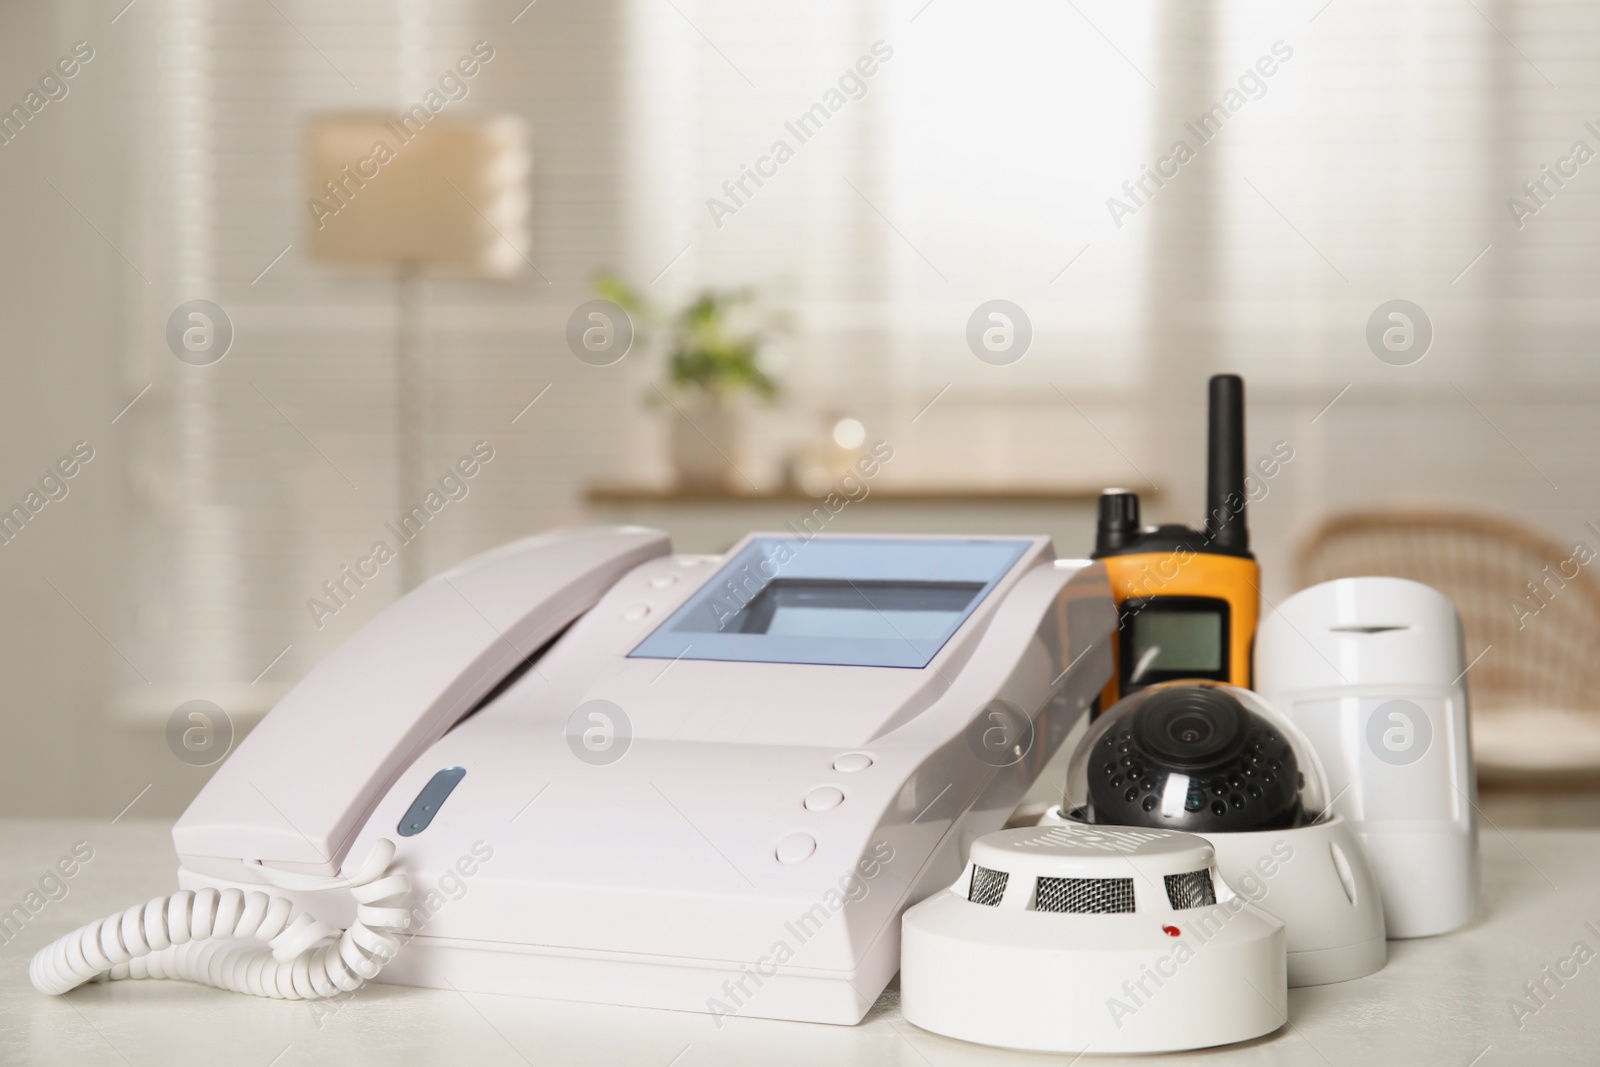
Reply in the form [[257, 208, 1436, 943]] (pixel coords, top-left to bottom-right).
[[1162, 925, 1181, 937]]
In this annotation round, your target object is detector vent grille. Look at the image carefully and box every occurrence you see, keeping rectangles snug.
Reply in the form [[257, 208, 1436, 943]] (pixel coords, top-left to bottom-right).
[[1165, 869, 1218, 910], [1035, 876, 1136, 914], [968, 865, 1009, 906]]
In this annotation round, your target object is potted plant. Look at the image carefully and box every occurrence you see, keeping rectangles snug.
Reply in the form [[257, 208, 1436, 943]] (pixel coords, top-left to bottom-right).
[[596, 273, 782, 490]]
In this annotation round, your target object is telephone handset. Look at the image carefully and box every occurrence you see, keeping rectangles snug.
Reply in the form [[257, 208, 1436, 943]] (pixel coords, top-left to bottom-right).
[[176, 525, 670, 878], [31, 526, 670, 998]]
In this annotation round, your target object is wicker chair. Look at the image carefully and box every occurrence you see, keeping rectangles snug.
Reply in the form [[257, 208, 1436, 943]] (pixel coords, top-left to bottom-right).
[[1296, 510, 1600, 780]]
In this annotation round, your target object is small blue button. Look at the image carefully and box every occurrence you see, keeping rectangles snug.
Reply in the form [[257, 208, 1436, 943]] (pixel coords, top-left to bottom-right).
[[398, 767, 466, 837]]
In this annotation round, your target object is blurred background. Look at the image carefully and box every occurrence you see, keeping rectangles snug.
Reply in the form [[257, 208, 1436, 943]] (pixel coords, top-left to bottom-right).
[[3, 0, 1599, 824]]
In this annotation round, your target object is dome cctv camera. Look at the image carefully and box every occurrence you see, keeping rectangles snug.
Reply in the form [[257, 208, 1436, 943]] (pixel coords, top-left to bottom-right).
[[1082, 685, 1306, 833], [1051, 682, 1387, 987]]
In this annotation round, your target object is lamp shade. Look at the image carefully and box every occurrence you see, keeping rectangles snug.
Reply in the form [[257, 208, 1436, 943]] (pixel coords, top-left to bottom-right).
[[305, 113, 530, 277]]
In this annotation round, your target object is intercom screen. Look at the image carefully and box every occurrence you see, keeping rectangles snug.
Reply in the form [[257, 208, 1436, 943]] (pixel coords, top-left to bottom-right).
[[629, 536, 1030, 668], [1128, 609, 1223, 672], [733, 580, 984, 641]]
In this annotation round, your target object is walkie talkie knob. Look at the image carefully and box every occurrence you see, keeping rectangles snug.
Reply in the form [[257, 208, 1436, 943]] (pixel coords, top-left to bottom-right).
[[1093, 490, 1141, 558]]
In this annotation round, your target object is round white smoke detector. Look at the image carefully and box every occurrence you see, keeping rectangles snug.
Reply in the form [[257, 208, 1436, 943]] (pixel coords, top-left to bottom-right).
[[900, 822, 1287, 1054]]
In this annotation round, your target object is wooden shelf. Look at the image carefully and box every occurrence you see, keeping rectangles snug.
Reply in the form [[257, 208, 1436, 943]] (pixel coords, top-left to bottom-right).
[[584, 483, 1153, 506]]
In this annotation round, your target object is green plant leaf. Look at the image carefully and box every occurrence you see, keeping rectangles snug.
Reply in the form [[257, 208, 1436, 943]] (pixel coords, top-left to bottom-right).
[[597, 274, 781, 401]]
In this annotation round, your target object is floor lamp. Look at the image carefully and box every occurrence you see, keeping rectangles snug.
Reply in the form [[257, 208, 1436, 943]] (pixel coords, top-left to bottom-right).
[[305, 114, 530, 591]]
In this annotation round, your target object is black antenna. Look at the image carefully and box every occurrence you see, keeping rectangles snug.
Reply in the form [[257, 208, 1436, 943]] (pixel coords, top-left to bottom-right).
[[1206, 374, 1249, 553]]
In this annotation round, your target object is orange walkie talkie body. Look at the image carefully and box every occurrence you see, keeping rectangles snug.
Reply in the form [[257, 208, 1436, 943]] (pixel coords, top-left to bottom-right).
[[1091, 375, 1260, 711]]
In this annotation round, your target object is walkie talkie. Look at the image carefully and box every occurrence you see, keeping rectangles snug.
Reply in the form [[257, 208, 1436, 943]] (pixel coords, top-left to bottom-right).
[[1091, 374, 1260, 708]]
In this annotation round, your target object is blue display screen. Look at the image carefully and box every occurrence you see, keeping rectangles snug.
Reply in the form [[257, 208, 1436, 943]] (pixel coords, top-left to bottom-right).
[[629, 537, 1030, 668]]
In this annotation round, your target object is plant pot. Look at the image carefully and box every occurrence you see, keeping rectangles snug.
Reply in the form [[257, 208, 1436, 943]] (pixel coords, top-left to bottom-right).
[[669, 394, 735, 490]]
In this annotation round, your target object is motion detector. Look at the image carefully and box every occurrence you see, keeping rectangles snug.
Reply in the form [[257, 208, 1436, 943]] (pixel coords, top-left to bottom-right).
[[1048, 682, 1386, 986], [900, 823, 1286, 1054], [1256, 576, 1477, 939]]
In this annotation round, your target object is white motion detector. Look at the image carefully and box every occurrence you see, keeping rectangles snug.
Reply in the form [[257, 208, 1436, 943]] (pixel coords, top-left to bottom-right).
[[901, 823, 1287, 1054], [1256, 577, 1478, 939], [1048, 682, 1386, 986]]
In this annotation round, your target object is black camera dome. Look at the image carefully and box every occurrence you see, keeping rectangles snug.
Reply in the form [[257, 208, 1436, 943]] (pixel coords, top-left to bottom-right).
[[1068, 683, 1316, 833]]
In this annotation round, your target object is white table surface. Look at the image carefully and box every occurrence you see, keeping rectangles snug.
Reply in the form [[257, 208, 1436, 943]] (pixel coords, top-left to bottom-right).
[[2, 818, 1596, 1066]]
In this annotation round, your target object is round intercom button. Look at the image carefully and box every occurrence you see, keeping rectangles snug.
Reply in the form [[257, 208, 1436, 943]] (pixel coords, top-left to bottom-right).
[[622, 603, 651, 621], [804, 787, 844, 812], [776, 832, 817, 864], [832, 753, 873, 773]]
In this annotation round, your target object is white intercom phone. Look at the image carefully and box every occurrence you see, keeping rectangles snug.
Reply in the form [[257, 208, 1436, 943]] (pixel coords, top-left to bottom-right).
[[33, 526, 1114, 1024]]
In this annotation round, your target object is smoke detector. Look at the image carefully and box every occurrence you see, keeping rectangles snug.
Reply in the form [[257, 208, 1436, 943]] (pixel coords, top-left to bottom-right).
[[900, 823, 1286, 1054]]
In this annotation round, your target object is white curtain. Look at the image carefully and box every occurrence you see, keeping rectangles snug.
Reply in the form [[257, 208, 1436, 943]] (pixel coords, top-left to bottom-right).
[[623, 0, 1158, 491]]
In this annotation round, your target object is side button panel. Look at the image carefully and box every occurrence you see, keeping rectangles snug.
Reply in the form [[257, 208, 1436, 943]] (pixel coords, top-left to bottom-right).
[[398, 766, 467, 837]]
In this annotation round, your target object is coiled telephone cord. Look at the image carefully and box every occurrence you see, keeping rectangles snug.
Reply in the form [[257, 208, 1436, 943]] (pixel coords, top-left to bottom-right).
[[29, 838, 409, 1000]]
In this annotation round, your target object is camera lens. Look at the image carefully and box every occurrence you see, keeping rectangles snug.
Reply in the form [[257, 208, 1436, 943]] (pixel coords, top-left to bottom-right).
[[1168, 713, 1213, 746], [1133, 686, 1248, 770]]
